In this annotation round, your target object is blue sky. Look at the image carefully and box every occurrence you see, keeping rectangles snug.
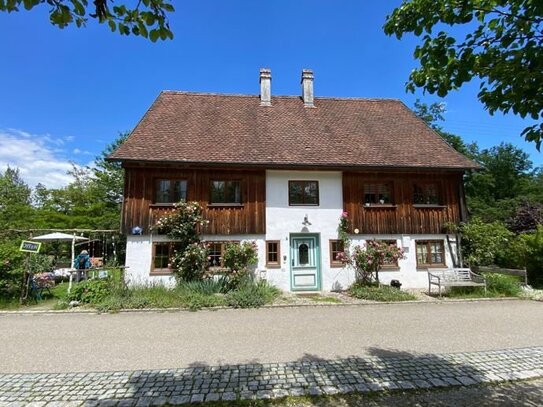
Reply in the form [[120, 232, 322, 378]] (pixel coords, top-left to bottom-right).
[[0, 1, 539, 188]]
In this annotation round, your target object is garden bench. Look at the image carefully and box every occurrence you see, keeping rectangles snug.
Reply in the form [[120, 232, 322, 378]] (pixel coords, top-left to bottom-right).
[[428, 268, 486, 297]]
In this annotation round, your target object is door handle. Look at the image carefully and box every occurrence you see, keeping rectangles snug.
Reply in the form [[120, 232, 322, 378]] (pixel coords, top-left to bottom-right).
[[291, 259, 294, 267]]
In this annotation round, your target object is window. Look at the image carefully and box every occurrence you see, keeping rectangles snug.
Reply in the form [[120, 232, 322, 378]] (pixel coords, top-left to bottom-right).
[[413, 183, 440, 205], [298, 243, 309, 265], [208, 242, 224, 268], [378, 240, 400, 268], [210, 181, 241, 204], [152, 242, 182, 274], [207, 241, 239, 268], [155, 179, 187, 204], [289, 181, 319, 206], [364, 183, 392, 205], [266, 241, 281, 268], [416, 240, 445, 267], [329, 240, 345, 267]]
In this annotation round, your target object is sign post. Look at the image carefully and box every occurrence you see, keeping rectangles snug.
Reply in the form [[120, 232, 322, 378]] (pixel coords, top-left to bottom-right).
[[19, 240, 41, 303]]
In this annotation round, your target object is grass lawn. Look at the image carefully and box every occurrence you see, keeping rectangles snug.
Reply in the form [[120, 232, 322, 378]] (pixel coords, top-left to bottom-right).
[[446, 273, 523, 299], [0, 281, 70, 310], [348, 285, 417, 302], [59, 278, 282, 312]]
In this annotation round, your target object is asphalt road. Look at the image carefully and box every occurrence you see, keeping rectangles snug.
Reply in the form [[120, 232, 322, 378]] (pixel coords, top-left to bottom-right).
[[1, 300, 542, 374]]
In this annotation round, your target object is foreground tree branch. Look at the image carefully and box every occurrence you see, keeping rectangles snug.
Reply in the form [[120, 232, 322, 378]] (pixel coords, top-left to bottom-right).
[[0, 0, 174, 41], [384, 0, 543, 148]]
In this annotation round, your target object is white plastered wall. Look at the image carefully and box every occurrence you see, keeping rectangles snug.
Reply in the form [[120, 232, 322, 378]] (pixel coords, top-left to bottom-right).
[[125, 234, 267, 287], [348, 234, 459, 289], [125, 234, 176, 287], [264, 170, 349, 291]]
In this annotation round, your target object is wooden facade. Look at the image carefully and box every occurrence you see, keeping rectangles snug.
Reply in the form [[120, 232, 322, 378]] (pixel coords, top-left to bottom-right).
[[122, 166, 266, 235], [122, 166, 465, 237], [342, 171, 464, 235]]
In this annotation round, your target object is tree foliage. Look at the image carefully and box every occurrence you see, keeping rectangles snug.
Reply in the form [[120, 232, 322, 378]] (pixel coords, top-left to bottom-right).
[[507, 199, 543, 233], [0, 0, 174, 41], [0, 167, 33, 230], [460, 217, 513, 266], [385, 1, 543, 147], [467, 142, 536, 221]]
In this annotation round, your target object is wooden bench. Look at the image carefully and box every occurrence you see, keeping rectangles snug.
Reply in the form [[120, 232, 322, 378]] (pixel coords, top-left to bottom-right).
[[428, 268, 487, 297]]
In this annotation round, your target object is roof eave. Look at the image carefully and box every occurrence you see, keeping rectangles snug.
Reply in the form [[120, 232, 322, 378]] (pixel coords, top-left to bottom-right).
[[112, 158, 479, 172]]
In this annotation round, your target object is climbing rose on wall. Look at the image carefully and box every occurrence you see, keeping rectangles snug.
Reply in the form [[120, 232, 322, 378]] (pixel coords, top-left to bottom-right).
[[348, 240, 406, 286], [153, 201, 209, 281]]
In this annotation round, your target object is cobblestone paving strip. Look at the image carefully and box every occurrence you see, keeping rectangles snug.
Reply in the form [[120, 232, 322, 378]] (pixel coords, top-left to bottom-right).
[[1, 346, 542, 406]]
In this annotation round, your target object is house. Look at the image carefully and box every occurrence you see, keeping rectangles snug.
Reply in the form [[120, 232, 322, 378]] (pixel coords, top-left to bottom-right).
[[108, 68, 478, 291]]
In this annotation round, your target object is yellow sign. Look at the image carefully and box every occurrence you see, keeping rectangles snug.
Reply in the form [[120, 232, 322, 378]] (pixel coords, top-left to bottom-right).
[[19, 241, 41, 253]]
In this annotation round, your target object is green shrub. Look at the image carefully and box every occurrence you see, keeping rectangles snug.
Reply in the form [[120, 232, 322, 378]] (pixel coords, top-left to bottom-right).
[[460, 218, 513, 266], [93, 281, 229, 312], [29, 254, 53, 274], [173, 242, 208, 282], [449, 273, 522, 298], [484, 273, 523, 296], [226, 280, 280, 308], [182, 291, 225, 311], [520, 227, 543, 288], [153, 201, 209, 282], [348, 284, 417, 302], [67, 279, 112, 304], [65, 277, 279, 312], [222, 241, 258, 290], [177, 278, 227, 295], [0, 240, 24, 300], [494, 234, 529, 269]]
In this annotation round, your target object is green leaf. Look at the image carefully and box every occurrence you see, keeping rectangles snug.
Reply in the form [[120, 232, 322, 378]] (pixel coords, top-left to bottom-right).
[[108, 19, 116, 32], [149, 29, 159, 42]]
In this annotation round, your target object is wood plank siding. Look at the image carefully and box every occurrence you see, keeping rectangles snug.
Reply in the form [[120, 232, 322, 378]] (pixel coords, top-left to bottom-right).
[[122, 167, 266, 235], [343, 172, 464, 235]]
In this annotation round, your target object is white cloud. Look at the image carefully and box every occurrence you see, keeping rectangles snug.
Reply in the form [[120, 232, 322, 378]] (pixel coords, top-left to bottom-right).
[[72, 148, 93, 156], [0, 129, 88, 189]]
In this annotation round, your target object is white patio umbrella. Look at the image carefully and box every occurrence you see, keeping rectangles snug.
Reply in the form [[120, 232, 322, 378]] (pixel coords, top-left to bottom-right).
[[33, 232, 89, 267], [33, 232, 89, 293]]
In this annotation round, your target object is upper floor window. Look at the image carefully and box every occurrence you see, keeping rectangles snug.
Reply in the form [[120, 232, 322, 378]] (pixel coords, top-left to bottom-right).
[[155, 179, 187, 204], [413, 183, 440, 205], [289, 181, 319, 206], [364, 183, 392, 205], [210, 181, 241, 204]]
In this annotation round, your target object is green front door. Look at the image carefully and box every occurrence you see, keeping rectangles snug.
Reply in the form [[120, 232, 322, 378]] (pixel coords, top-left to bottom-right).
[[290, 235, 320, 291]]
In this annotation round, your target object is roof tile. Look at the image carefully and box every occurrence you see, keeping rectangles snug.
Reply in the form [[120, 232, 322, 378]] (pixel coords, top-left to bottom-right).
[[109, 92, 479, 170]]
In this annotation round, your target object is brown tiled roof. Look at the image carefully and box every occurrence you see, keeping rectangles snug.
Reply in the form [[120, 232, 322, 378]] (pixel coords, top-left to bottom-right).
[[108, 91, 479, 170]]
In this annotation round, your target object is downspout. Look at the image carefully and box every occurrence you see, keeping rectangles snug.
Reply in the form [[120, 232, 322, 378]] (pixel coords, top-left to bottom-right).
[[457, 174, 468, 267]]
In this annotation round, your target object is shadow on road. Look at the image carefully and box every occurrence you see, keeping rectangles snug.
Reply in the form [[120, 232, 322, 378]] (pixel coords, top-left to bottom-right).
[[75, 347, 531, 406]]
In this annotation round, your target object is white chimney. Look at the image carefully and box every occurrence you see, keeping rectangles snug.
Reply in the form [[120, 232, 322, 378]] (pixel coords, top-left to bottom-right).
[[301, 69, 314, 107], [259, 68, 271, 106]]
